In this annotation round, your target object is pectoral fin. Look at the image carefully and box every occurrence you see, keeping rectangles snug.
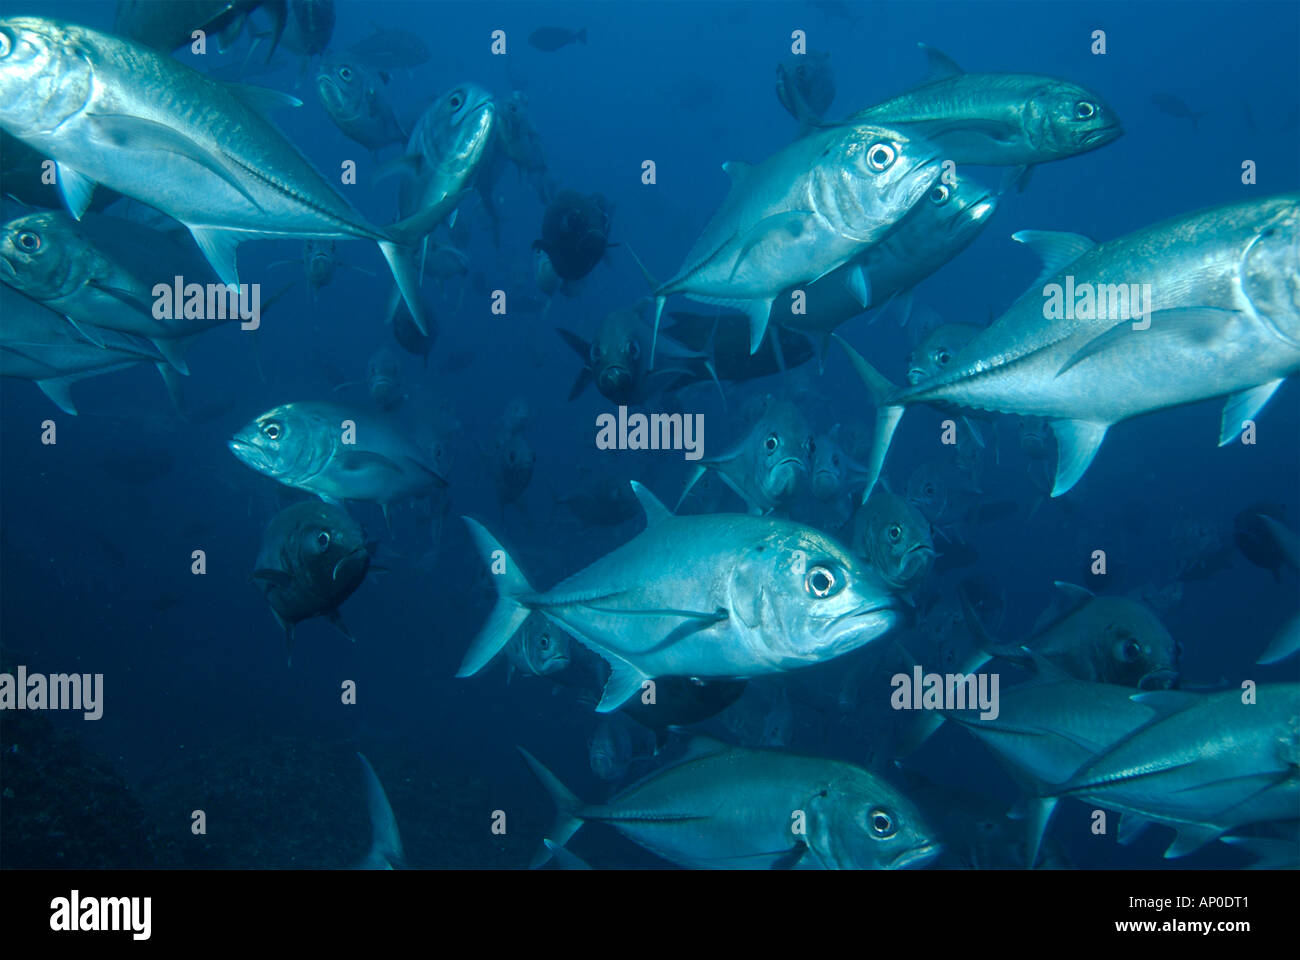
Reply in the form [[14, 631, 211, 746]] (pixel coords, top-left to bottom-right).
[[88, 113, 265, 211], [188, 227, 244, 287], [56, 164, 97, 220], [1057, 307, 1240, 377], [596, 658, 649, 713], [1049, 419, 1108, 496], [1220, 379, 1284, 445], [728, 212, 815, 282]]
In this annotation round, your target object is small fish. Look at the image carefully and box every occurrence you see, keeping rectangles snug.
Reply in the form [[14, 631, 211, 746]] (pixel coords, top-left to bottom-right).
[[588, 713, 653, 781], [1151, 93, 1206, 129], [1234, 503, 1298, 582], [528, 27, 587, 52], [534, 191, 613, 284], [906, 323, 982, 385], [252, 500, 370, 662], [316, 55, 407, 153], [346, 24, 430, 71], [775, 49, 835, 128], [851, 488, 935, 593], [504, 612, 572, 682]]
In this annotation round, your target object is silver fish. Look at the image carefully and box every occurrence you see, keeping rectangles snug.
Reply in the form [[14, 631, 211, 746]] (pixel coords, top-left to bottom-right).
[[458, 482, 903, 713]]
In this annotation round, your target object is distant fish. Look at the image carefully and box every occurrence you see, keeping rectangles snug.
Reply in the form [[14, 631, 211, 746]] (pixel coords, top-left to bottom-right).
[[346, 24, 430, 70], [1151, 93, 1206, 129], [528, 26, 587, 52], [290, 0, 333, 57], [1234, 503, 1298, 582], [775, 49, 835, 128]]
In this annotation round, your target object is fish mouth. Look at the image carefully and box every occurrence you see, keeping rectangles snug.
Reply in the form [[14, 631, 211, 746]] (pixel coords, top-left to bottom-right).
[[906, 366, 927, 385], [1083, 123, 1124, 147], [888, 841, 941, 870], [1138, 668, 1179, 690], [228, 438, 271, 472]]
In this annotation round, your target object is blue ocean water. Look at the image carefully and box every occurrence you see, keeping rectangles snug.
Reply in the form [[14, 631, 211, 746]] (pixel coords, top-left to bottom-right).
[[0, 0, 1297, 870]]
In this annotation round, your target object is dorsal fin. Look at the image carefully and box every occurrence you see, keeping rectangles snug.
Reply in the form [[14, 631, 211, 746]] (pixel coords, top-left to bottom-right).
[[722, 160, 753, 185], [1012, 230, 1097, 287], [630, 480, 673, 524], [918, 43, 965, 82], [1052, 580, 1095, 605]]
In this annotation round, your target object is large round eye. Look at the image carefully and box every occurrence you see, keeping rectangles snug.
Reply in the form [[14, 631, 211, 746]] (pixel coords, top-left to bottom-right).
[[1118, 637, 1141, 663], [16, 230, 40, 251], [1075, 101, 1096, 120], [866, 142, 896, 171], [764, 433, 779, 453], [449, 91, 465, 110], [0, 30, 12, 59], [923, 483, 935, 496], [935, 349, 951, 366], [538, 632, 551, 650], [315, 530, 331, 550], [805, 565, 840, 598], [928, 184, 950, 204], [869, 807, 896, 837], [262, 420, 283, 440], [338, 66, 352, 82], [625, 341, 640, 360], [887, 523, 903, 543]]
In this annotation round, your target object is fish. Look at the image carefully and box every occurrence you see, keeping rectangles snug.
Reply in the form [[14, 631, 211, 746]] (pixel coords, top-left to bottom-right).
[[1051, 685, 1300, 858], [113, 0, 285, 57], [618, 677, 748, 744], [1235, 504, 1299, 582], [229, 401, 447, 524], [521, 737, 939, 869], [842, 193, 1300, 499], [554, 471, 642, 527], [458, 482, 904, 712], [851, 44, 1123, 186], [0, 283, 168, 414], [676, 397, 813, 515], [0, 17, 445, 334], [365, 347, 403, 410], [810, 425, 874, 503], [316, 54, 407, 153], [289, 0, 333, 57], [775, 49, 835, 128], [528, 27, 587, 52], [906, 322, 982, 385], [1001, 582, 1180, 690], [345, 24, 429, 70], [504, 612, 572, 682], [652, 121, 942, 359], [498, 90, 552, 203], [588, 713, 654, 781], [534, 191, 613, 285], [252, 499, 370, 661], [389, 83, 496, 288], [486, 426, 535, 507], [851, 488, 936, 593], [1151, 93, 1206, 129], [355, 752, 404, 869], [556, 305, 712, 406], [774, 174, 997, 361], [1017, 416, 1053, 461]]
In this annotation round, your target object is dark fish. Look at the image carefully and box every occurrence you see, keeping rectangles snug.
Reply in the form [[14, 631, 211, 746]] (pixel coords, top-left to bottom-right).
[[316, 55, 406, 152], [253, 500, 370, 663], [618, 676, 747, 745], [775, 49, 835, 127], [290, 0, 333, 56], [113, 0, 286, 57], [557, 305, 711, 405], [528, 27, 586, 52], [534, 191, 612, 283], [1235, 503, 1296, 581], [1151, 93, 1206, 129], [346, 25, 430, 70]]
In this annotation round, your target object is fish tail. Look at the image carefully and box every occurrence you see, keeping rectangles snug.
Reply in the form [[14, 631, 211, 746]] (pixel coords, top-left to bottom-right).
[[457, 517, 535, 677], [382, 190, 472, 336], [377, 241, 428, 336], [834, 335, 903, 503], [517, 746, 585, 868], [356, 753, 404, 869]]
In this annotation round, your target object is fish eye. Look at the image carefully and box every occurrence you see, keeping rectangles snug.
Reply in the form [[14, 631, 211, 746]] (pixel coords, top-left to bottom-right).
[[262, 420, 283, 440], [924, 483, 935, 496], [449, 91, 465, 110], [764, 433, 779, 453], [935, 350, 951, 365], [338, 66, 352, 81], [866, 142, 897, 172], [887, 523, 903, 543], [316, 530, 331, 550], [928, 184, 950, 204], [16, 230, 39, 251], [0, 30, 11, 59], [538, 632, 551, 649], [1119, 638, 1142, 662], [805, 565, 841, 598], [1075, 101, 1096, 120], [625, 341, 640, 359], [869, 807, 896, 837]]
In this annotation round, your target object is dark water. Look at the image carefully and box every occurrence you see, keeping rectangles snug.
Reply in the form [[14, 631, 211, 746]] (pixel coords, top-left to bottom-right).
[[1, 0, 1297, 870]]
